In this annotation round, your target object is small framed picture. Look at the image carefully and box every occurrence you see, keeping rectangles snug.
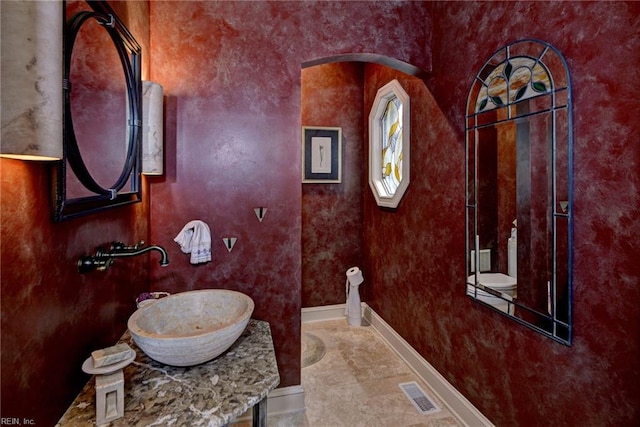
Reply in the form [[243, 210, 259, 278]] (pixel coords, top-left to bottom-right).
[[302, 126, 342, 183]]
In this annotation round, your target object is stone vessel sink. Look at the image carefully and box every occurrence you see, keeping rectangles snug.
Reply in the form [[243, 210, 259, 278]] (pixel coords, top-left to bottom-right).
[[128, 289, 254, 366]]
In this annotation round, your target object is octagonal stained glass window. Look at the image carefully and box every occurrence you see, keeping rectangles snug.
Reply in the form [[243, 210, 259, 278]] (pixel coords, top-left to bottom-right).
[[369, 79, 410, 208]]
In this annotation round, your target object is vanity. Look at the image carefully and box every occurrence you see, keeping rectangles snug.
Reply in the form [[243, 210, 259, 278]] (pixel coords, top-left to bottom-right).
[[56, 320, 280, 426]]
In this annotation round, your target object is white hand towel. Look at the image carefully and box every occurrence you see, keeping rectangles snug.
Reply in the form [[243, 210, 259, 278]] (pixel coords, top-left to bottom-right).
[[173, 220, 212, 264]]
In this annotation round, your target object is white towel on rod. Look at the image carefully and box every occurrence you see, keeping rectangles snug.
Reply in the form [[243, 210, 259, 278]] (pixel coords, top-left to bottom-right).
[[173, 220, 212, 264]]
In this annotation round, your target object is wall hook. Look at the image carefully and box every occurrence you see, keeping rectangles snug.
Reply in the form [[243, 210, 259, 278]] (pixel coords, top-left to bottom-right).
[[559, 201, 569, 213], [254, 207, 268, 222], [222, 237, 237, 253]]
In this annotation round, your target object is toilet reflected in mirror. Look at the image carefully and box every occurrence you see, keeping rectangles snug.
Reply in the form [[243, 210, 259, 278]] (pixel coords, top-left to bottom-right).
[[467, 217, 517, 313]]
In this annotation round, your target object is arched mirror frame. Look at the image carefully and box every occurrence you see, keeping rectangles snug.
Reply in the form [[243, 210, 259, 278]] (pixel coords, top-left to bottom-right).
[[54, 1, 142, 222], [465, 39, 573, 344]]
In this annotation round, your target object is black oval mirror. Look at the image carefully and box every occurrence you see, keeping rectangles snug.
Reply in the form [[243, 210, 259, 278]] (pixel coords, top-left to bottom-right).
[[54, 1, 142, 221]]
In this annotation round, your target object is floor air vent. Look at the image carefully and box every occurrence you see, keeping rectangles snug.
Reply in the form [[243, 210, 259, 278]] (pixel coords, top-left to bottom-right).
[[399, 381, 441, 415]]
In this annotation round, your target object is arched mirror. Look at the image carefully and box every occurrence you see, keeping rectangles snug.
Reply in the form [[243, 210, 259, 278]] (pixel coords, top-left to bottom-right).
[[465, 39, 573, 344], [54, 0, 142, 221]]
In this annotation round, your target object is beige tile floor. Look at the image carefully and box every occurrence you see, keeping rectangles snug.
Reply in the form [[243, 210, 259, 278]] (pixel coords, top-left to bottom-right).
[[235, 319, 463, 427]]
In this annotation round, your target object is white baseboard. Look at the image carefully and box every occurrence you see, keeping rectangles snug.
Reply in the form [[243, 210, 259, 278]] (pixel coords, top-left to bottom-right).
[[361, 304, 494, 427], [234, 385, 305, 422], [265, 385, 305, 416], [301, 303, 347, 323], [300, 303, 493, 427]]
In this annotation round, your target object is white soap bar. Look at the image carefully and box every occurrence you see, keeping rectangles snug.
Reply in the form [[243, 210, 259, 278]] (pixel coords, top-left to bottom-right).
[[91, 343, 132, 368]]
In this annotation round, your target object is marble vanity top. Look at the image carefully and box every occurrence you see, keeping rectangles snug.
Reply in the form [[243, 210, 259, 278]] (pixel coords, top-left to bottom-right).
[[56, 320, 280, 426]]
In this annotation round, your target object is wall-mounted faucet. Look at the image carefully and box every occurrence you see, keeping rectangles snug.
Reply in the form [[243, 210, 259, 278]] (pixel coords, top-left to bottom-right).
[[78, 241, 169, 273]]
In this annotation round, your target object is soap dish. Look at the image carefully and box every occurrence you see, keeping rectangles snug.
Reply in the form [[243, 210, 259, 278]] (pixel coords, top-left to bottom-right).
[[136, 291, 170, 308], [82, 350, 136, 375]]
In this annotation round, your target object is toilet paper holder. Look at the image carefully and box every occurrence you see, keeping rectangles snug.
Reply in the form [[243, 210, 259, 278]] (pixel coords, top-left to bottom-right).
[[345, 267, 364, 326]]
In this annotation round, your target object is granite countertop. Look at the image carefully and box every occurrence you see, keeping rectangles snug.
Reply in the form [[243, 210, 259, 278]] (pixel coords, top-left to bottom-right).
[[57, 319, 280, 426]]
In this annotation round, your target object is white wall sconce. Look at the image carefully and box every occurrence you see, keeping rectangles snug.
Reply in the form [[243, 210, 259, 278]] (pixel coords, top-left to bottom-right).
[[142, 81, 164, 175], [0, 1, 63, 160]]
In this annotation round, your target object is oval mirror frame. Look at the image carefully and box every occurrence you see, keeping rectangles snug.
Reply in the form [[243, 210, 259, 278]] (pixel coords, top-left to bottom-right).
[[465, 39, 573, 344], [54, 1, 142, 222]]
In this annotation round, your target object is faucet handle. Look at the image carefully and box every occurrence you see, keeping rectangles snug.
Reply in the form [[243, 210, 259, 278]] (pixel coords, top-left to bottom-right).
[[109, 242, 126, 251], [109, 241, 145, 251], [77, 256, 113, 273]]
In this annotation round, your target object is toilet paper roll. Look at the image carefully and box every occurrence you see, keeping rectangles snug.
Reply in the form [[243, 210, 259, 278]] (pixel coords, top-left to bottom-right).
[[346, 267, 364, 286]]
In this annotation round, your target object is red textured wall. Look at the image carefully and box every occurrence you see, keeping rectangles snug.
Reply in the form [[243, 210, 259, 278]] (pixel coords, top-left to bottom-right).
[[362, 63, 460, 356], [364, 2, 640, 425], [1, 162, 150, 425], [147, 1, 430, 388], [0, 2, 151, 425], [301, 62, 365, 308]]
